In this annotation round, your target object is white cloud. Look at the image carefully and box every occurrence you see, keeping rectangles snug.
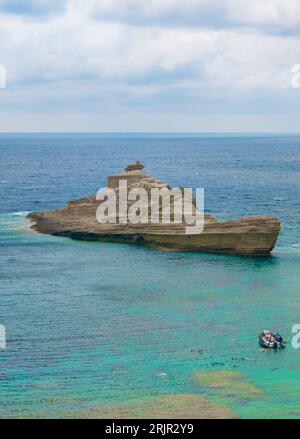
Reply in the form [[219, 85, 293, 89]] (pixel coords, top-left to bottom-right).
[[0, 0, 299, 131], [92, 0, 300, 32], [1, 9, 297, 91]]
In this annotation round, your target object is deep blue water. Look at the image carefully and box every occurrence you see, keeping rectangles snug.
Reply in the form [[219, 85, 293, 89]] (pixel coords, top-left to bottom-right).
[[0, 134, 300, 418]]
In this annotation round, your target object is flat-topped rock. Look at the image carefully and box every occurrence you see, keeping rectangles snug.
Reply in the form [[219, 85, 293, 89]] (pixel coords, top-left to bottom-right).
[[27, 163, 281, 256]]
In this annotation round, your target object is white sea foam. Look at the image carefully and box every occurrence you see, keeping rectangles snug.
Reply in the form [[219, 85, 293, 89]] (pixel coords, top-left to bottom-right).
[[12, 211, 29, 217], [277, 244, 300, 255]]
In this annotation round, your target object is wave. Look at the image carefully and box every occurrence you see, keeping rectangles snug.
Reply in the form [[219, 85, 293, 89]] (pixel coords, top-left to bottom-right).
[[276, 244, 300, 255], [12, 211, 29, 216]]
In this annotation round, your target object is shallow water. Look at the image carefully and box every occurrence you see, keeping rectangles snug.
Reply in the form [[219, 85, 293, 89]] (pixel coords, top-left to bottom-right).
[[0, 134, 300, 418]]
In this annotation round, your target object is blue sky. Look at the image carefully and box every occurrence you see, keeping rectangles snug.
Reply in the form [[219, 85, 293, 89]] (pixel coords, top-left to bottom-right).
[[0, 0, 300, 132]]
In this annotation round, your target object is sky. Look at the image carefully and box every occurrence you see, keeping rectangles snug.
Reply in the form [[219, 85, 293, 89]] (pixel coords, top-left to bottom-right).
[[0, 0, 300, 132]]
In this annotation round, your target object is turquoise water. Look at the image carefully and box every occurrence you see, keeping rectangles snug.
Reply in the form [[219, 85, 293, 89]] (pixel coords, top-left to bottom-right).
[[0, 134, 300, 418]]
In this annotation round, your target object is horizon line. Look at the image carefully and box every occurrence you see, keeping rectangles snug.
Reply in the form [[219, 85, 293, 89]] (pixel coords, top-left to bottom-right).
[[0, 131, 300, 135]]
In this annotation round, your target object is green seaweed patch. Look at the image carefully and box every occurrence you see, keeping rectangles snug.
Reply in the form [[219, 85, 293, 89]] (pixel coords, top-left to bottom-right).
[[39, 396, 79, 405], [70, 394, 236, 419], [194, 370, 242, 388], [194, 370, 264, 400]]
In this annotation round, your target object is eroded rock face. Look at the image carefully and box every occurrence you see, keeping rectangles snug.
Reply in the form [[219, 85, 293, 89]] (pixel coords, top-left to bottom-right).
[[27, 163, 281, 256]]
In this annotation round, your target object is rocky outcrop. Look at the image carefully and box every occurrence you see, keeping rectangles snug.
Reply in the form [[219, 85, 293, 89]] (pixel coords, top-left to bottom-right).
[[27, 163, 281, 256]]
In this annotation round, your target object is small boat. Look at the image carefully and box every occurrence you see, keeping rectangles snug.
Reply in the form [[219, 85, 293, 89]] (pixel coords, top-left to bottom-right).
[[259, 330, 286, 349]]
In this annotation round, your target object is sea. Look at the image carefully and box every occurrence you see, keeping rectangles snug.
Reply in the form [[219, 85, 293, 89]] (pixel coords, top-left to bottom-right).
[[0, 133, 300, 418]]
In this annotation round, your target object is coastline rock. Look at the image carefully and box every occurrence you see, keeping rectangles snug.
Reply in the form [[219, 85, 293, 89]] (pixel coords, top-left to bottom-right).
[[27, 162, 280, 256]]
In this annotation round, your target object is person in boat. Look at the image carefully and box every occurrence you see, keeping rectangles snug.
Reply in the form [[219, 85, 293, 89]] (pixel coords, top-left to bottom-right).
[[260, 330, 285, 349], [262, 330, 274, 343]]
